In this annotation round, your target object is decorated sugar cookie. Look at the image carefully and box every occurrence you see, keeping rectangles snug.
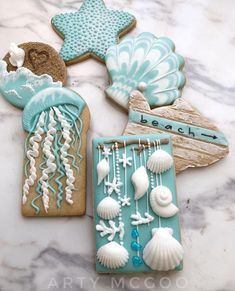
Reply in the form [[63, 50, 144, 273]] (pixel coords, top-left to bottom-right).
[[0, 58, 90, 216], [124, 91, 229, 174], [3, 42, 67, 84], [0, 60, 61, 109], [106, 32, 185, 110], [93, 134, 183, 272], [51, 0, 136, 64], [22, 87, 90, 216]]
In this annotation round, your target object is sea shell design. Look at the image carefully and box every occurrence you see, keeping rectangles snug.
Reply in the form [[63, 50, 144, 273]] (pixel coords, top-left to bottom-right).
[[143, 227, 183, 271], [97, 158, 110, 185], [131, 166, 149, 200], [97, 241, 129, 269], [147, 149, 173, 174], [150, 186, 179, 218], [97, 196, 120, 220], [105, 32, 186, 109], [9, 43, 25, 68]]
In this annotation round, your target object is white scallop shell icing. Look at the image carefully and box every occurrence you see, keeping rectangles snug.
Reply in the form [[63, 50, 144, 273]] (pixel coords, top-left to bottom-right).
[[97, 241, 129, 269], [105, 32, 186, 109], [143, 227, 183, 271], [97, 158, 110, 185], [150, 185, 179, 218], [97, 196, 120, 220], [131, 166, 149, 200], [147, 149, 173, 174]]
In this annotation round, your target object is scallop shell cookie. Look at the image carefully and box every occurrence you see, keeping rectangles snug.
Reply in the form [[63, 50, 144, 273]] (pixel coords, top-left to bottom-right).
[[51, 0, 136, 65], [3, 42, 67, 84], [106, 32, 186, 110]]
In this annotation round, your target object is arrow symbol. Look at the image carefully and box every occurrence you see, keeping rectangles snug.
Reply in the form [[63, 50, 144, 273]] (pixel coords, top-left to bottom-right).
[[201, 133, 218, 139]]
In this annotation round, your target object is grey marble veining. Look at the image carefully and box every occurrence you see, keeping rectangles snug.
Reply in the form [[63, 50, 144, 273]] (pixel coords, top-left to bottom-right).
[[0, 0, 235, 290]]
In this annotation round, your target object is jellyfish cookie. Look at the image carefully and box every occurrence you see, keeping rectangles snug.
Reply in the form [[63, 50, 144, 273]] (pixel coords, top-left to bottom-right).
[[105, 32, 186, 110], [3, 42, 67, 84], [51, 0, 136, 64], [124, 91, 229, 174], [22, 87, 90, 216]]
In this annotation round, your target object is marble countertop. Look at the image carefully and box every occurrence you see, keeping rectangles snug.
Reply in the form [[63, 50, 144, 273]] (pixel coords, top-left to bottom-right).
[[0, 0, 234, 290]]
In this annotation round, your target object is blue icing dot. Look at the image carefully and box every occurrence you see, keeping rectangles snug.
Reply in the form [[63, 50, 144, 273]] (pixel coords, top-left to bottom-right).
[[132, 256, 143, 267], [131, 228, 139, 239], [131, 241, 142, 252]]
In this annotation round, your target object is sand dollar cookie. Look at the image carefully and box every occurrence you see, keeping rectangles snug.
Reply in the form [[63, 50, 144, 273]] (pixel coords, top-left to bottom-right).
[[51, 0, 136, 64], [3, 42, 67, 84]]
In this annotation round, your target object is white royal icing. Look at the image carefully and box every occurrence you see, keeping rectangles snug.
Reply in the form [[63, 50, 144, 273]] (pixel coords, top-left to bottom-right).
[[54, 107, 75, 205], [40, 109, 57, 212], [22, 111, 45, 204], [9, 43, 25, 68]]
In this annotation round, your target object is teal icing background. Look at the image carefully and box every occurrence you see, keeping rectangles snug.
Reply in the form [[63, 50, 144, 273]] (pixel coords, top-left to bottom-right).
[[93, 134, 182, 273]]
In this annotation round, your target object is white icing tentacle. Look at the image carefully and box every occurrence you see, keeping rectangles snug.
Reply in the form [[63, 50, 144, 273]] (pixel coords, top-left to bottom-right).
[[9, 43, 25, 68], [40, 109, 57, 212], [22, 112, 45, 204], [54, 107, 75, 205]]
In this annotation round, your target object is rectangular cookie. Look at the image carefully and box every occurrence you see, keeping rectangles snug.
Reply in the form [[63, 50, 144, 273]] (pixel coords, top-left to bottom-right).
[[21, 88, 90, 216], [93, 134, 183, 273]]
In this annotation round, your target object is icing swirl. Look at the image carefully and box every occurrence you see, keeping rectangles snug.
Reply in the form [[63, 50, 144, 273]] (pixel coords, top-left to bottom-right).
[[54, 107, 75, 205], [40, 109, 57, 212], [22, 112, 45, 204]]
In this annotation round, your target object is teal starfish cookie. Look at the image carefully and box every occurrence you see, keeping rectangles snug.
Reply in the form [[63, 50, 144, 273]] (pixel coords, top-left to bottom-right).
[[51, 0, 136, 65]]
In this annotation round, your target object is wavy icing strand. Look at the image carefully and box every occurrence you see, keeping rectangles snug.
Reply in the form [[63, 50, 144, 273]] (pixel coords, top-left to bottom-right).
[[39, 109, 57, 212], [54, 107, 75, 205], [22, 112, 45, 204]]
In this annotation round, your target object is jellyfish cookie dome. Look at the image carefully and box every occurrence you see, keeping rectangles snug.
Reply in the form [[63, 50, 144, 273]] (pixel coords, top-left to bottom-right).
[[105, 32, 186, 109]]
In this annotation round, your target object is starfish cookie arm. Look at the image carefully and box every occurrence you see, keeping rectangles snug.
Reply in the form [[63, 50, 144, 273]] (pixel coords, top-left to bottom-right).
[[59, 40, 90, 62], [51, 13, 73, 35], [108, 11, 136, 33]]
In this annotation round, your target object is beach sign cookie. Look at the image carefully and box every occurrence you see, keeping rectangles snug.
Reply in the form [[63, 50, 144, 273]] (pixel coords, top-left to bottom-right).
[[93, 134, 183, 272], [105, 32, 185, 110], [3, 42, 67, 84], [51, 0, 136, 64], [124, 91, 229, 174]]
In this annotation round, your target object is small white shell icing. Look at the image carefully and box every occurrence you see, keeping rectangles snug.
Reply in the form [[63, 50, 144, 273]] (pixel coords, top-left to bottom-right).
[[9, 43, 25, 68], [97, 241, 129, 269], [97, 158, 110, 185], [97, 196, 120, 220], [147, 149, 173, 174], [131, 166, 149, 200], [150, 186, 179, 218], [143, 227, 183, 271]]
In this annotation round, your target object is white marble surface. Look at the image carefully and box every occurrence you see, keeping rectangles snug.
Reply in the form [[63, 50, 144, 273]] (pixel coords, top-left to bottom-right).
[[0, 0, 235, 290]]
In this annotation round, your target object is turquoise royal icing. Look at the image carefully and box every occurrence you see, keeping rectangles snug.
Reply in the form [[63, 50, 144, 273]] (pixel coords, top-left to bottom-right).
[[129, 110, 228, 146], [22, 87, 85, 132], [0, 60, 61, 109], [105, 32, 186, 109], [93, 134, 182, 273], [51, 0, 136, 63]]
